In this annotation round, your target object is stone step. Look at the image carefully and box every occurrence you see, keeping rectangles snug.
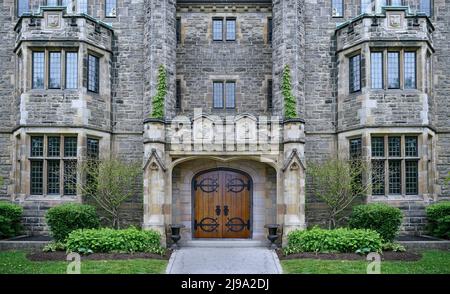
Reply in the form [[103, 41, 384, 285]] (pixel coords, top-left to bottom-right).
[[181, 239, 270, 248]]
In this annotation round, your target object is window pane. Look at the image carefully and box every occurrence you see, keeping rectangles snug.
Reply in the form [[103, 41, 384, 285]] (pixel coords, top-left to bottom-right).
[[226, 19, 236, 41], [176, 18, 181, 44], [405, 136, 418, 157], [388, 160, 401, 194], [47, 160, 60, 194], [225, 82, 235, 108], [420, 0, 432, 16], [372, 160, 385, 195], [267, 80, 273, 109], [49, 52, 61, 89], [349, 138, 362, 159], [349, 54, 361, 92], [18, 0, 29, 16], [78, 0, 88, 14], [176, 80, 181, 109], [47, 0, 58, 5], [405, 160, 418, 195], [64, 160, 77, 195], [361, 0, 373, 14], [371, 137, 385, 157], [388, 136, 401, 157], [371, 52, 383, 89], [332, 0, 343, 17], [30, 160, 43, 195], [87, 138, 99, 159], [31, 136, 44, 157], [47, 136, 60, 157], [387, 52, 400, 88], [66, 52, 78, 89], [32, 52, 44, 89], [88, 54, 99, 93], [376, 0, 386, 13], [404, 52, 416, 89], [64, 136, 78, 157], [267, 18, 272, 44], [213, 82, 223, 108], [105, 0, 117, 17], [390, 0, 403, 5], [213, 19, 223, 41]]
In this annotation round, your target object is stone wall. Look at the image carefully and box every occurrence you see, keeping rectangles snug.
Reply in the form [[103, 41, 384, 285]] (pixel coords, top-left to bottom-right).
[[176, 5, 272, 117]]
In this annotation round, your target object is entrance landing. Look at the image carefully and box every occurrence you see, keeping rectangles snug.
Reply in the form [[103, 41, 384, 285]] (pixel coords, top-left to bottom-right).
[[166, 244, 282, 274]]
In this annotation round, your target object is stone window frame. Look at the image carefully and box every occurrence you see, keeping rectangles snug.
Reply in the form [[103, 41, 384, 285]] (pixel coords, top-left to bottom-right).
[[212, 17, 237, 42], [349, 53, 362, 93], [331, 0, 344, 18], [105, 0, 117, 18], [369, 134, 420, 197], [29, 47, 80, 91], [28, 134, 78, 196], [369, 48, 419, 91], [212, 80, 236, 109]]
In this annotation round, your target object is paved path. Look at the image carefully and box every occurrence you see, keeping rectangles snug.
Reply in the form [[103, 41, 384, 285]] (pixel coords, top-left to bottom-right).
[[166, 247, 282, 274]]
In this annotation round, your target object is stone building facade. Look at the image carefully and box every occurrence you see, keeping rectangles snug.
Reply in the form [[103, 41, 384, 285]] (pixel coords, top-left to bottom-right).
[[0, 0, 448, 244]]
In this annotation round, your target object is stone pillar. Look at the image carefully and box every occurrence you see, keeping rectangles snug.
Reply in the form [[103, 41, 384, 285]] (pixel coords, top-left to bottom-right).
[[281, 119, 306, 245], [272, 0, 305, 118], [143, 0, 177, 119], [142, 119, 168, 243]]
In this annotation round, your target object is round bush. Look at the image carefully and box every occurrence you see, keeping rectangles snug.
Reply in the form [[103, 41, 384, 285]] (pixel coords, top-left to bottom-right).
[[46, 203, 100, 242], [426, 201, 450, 239], [348, 203, 402, 242], [65, 227, 163, 254], [285, 227, 382, 254], [0, 202, 23, 238]]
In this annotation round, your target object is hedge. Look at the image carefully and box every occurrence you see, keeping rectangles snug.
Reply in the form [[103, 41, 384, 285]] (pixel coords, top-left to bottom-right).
[[46, 203, 100, 242], [66, 227, 164, 254], [348, 203, 402, 241], [0, 202, 23, 238], [284, 227, 382, 254], [426, 201, 450, 239]]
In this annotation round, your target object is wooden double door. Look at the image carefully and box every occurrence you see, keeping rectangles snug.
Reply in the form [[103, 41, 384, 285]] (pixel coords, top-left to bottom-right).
[[193, 169, 252, 239]]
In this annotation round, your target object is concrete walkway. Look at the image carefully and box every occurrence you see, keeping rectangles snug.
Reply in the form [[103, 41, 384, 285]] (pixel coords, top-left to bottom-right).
[[166, 246, 283, 274]]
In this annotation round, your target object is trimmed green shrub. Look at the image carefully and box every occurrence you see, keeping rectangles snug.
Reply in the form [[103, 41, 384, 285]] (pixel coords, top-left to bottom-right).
[[348, 203, 402, 241], [284, 227, 382, 255], [46, 203, 100, 242], [426, 201, 450, 239], [66, 227, 164, 254], [0, 202, 23, 238]]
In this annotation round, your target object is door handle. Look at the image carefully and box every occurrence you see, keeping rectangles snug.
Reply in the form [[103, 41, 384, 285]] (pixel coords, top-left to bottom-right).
[[223, 205, 229, 216], [215, 205, 221, 216]]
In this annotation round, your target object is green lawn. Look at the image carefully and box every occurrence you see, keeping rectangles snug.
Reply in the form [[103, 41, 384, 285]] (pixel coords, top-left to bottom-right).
[[282, 250, 450, 274], [0, 251, 168, 274]]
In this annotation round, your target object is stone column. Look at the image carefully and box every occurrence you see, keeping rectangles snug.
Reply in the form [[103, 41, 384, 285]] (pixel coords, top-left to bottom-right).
[[281, 119, 306, 245], [272, 0, 305, 118], [143, 0, 177, 119], [142, 119, 168, 243]]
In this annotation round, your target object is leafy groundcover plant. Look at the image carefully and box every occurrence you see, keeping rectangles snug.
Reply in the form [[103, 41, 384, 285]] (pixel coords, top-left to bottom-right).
[[65, 227, 165, 255], [284, 227, 383, 255]]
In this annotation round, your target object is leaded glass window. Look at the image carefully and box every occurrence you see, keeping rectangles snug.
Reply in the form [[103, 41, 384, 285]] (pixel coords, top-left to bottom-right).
[[47, 160, 60, 194], [64, 160, 77, 195], [78, 0, 88, 14], [105, 0, 117, 17], [388, 136, 401, 157], [64, 137, 77, 157], [420, 0, 432, 17], [361, 0, 373, 14], [388, 52, 400, 89], [87, 138, 99, 159], [176, 18, 181, 44], [405, 160, 418, 194], [213, 82, 223, 108], [47, 136, 60, 157], [31, 136, 44, 157], [404, 52, 416, 89], [349, 54, 361, 92], [371, 137, 384, 157], [267, 80, 273, 109], [332, 0, 343, 17], [372, 160, 385, 195], [225, 82, 235, 109], [65, 52, 78, 89], [405, 137, 418, 157], [213, 81, 236, 109], [226, 19, 236, 41], [213, 19, 223, 41], [388, 160, 401, 194], [17, 0, 29, 16], [267, 18, 272, 44], [47, 0, 58, 5], [176, 80, 181, 109], [88, 54, 99, 93], [49, 52, 61, 89], [32, 52, 45, 89], [371, 52, 383, 89], [30, 160, 43, 195], [350, 138, 362, 159]]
